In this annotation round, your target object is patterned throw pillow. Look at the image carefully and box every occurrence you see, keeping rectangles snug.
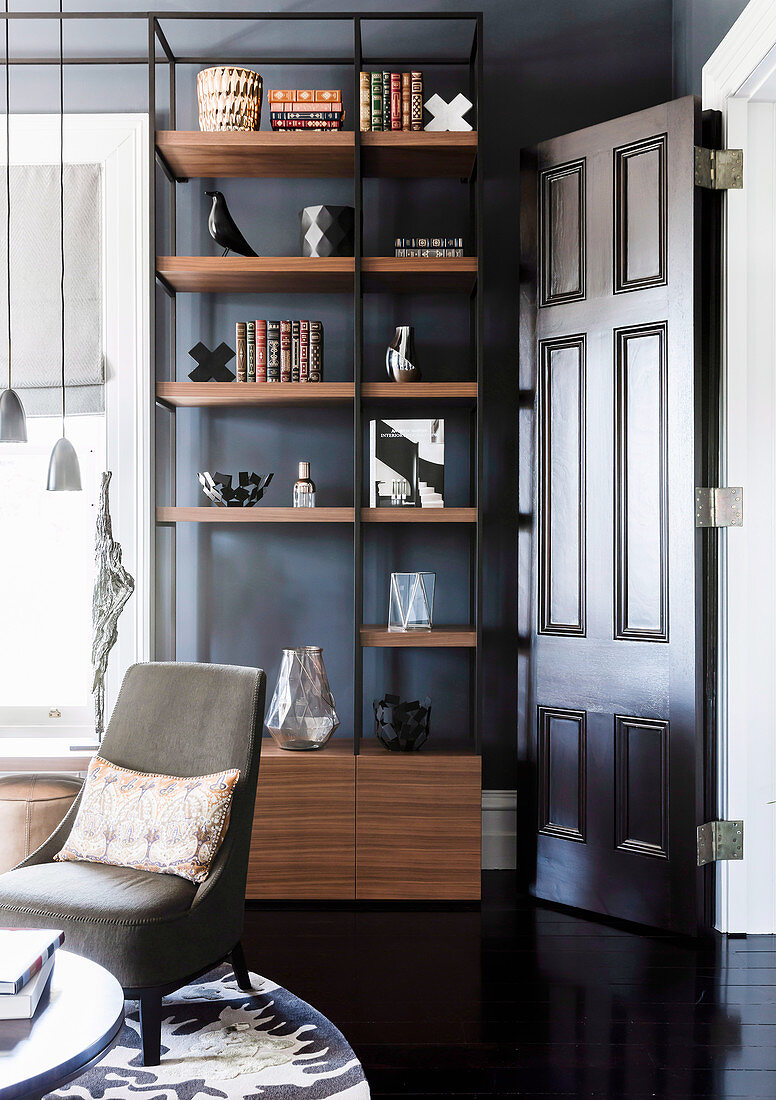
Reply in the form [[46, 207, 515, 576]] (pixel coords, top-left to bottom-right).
[[55, 756, 240, 884]]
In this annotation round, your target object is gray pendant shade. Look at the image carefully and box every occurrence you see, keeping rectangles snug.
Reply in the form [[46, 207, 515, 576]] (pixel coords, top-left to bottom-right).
[[47, 2, 81, 493], [46, 434, 81, 491], [0, 385, 26, 441]]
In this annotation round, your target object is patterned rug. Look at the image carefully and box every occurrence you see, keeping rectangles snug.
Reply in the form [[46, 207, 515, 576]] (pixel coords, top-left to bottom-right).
[[45, 965, 370, 1100]]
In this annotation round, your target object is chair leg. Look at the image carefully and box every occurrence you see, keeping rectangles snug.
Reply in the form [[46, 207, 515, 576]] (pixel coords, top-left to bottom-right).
[[139, 989, 162, 1066], [230, 940, 254, 992]]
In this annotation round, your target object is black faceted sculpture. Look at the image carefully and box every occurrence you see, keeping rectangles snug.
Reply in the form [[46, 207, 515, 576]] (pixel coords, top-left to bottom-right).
[[299, 205, 355, 258], [198, 471, 274, 507], [373, 693, 431, 752]]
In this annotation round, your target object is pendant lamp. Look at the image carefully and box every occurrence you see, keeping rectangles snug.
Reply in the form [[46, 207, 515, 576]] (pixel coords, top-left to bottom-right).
[[47, 1, 80, 491], [0, 1, 26, 443]]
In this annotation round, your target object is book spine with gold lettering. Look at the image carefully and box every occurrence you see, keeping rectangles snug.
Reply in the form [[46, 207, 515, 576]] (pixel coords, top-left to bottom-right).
[[309, 321, 323, 383], [299, 320, 310, 382], [360, 71, 370, 132], [411, 71, 423, 131], [256, 320, 267, 382], [280, 320, 292, 382], [235, 322, 247, 383], [390, 72, 401, 131], [401, 72, 411, 131], [370, 72, 383, 132], [266, 320, 280, 382]]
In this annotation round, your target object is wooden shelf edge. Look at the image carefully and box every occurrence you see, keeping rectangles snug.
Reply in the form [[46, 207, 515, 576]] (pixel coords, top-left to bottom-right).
[[157, 507, 354, 523], [157, 382, 355, 407], [360, 625, 477, 647], [361, 508, 476, 523], [156, 256, 476, 294], [362, 382, 477, 400]]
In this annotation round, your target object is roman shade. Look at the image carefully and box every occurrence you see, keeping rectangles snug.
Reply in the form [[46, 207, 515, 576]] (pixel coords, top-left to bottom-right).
[[0, 163, 103, 416]]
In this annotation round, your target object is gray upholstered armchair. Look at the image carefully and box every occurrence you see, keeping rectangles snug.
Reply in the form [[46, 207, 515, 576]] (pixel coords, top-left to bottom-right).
[[0, 662, 265, 1066]]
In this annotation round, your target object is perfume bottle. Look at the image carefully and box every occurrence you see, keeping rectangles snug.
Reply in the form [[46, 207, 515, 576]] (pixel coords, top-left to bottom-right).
[[293, 461, 316, 507]]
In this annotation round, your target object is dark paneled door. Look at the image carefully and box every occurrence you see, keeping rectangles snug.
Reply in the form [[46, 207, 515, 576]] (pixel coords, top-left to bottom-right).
[[519, 97, 714, 934]]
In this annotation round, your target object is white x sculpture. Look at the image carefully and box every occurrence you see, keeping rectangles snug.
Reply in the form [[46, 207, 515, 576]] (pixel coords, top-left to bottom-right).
[[423, 92, 473, 132]]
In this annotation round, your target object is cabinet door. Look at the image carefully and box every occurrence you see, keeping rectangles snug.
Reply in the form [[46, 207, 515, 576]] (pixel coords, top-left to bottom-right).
[[247, 742, 355, 900], [356, 750, 481, 900]]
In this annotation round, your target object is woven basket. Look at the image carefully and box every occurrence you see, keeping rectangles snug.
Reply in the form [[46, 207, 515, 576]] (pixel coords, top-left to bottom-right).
[[197, 67, 263, 132]]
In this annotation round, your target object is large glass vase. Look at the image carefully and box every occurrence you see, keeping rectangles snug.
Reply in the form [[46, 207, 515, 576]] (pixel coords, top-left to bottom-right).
[[265, 646, 340, 751]]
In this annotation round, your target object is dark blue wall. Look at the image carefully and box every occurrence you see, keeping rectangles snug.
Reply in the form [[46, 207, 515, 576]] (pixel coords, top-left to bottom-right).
[[672, 0, 749, 95], [22, 1, 673, 787]]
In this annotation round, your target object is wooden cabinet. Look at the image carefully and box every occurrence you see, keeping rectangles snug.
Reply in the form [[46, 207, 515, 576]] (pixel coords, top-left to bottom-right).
[[246, 739, 481, 901], [246, 741, 355, 900], [355, 745, 482, 900]]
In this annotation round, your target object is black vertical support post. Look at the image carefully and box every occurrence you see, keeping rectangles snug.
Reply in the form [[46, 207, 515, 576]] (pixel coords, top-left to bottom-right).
[[148, 15, 157, 660], [466, 22, 478, 751], [353, 17, 363, 756], [474, 14, 484, 757]]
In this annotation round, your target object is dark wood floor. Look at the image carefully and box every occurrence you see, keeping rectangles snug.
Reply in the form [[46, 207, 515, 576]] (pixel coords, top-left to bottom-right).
[[243, 871, 776, 1098]]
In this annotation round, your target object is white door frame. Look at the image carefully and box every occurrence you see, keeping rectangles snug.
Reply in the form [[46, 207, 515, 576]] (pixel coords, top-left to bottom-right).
[[704, 0, 776, 933]]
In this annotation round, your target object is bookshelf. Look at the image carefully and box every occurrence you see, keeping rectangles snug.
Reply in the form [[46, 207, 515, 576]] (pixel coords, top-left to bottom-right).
[[151, 11, 483, 901]]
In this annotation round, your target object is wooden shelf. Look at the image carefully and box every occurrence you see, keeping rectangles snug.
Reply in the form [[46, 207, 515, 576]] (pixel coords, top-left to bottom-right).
[[156, 382, 474, 407], [157, 382, 354, 407], [360, 625, 477, 647], [362, 381, 477, 403], [155, 130, 477, 181], [157, 256, 352, 294], [362, 131, 478, 178], [157, 130, 353, 179], [157, 256, 476, 294], [361, 508, 476, 523], [157, 507, 354, 523]]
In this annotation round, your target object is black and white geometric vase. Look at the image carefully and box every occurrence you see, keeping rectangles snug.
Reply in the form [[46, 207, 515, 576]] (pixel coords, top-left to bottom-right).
[[299, 205, 355, 258], [44, 964, 370, 1100]]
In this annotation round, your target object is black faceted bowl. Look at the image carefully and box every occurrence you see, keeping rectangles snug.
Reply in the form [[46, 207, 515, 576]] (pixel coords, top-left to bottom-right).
[[198, 470, 274, 507]]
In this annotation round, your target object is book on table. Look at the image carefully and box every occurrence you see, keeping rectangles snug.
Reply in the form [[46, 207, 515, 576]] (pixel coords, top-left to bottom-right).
[[0, 955, 56, 1020], [0, 928, 64, 995]]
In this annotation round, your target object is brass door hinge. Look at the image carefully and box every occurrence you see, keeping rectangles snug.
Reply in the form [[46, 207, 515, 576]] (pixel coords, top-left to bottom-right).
[[697, 820, 744, 866], [695, 487, 743, 528], [694, 147, 743, 190]]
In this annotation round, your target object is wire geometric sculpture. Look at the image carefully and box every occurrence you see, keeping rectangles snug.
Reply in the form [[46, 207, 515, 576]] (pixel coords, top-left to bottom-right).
[[92, 471, 135, 739], [388, 571, 435, 632], [198, 470, 274, 507]]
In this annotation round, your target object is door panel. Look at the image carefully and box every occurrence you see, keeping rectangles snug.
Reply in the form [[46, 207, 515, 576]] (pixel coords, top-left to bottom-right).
[[538, 335, 586, 635], [520, 97, 714, 934]]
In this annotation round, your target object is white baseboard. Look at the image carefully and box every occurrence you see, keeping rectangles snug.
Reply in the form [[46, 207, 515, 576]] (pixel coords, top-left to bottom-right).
[[482, 789, 516, 869]]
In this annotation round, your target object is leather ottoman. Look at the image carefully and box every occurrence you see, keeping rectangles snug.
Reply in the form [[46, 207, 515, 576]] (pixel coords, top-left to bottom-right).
[[0, 773, 82, 873]]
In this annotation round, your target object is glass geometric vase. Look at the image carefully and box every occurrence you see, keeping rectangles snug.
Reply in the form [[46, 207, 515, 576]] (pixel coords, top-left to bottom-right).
[[265, 646, 340, 751], [388, 571, 435, 632]]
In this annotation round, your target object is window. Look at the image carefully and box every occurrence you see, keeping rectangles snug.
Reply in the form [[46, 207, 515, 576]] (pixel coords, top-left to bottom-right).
[[0, 415, 105, 728], [0, 115, 149, 741]]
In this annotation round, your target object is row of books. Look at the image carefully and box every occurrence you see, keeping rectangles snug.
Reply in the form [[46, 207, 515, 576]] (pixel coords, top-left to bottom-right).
[[268, 88, 344, 131], [394, 236, 465, 258], [235, 320, 324, 383], [0, 928, 63, 1019], [359, 71, 423, 132]]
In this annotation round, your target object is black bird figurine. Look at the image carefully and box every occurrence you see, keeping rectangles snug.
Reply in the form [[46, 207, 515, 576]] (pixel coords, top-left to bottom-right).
[[205, 190, 259, 257]]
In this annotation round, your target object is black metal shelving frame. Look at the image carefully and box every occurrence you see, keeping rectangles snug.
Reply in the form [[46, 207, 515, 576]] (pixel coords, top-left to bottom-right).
[[0, 8, 483, 758]]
